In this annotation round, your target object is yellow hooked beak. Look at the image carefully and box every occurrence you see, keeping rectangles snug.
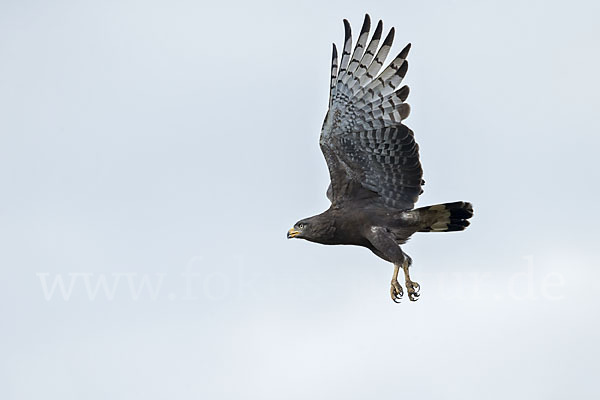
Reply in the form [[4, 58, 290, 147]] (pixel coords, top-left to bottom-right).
[[287, 228, 299, 239]]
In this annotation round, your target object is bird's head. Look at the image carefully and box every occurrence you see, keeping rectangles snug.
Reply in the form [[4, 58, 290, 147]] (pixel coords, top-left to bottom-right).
[[287, 213, 336, 243], [287, 220, 309, 240]]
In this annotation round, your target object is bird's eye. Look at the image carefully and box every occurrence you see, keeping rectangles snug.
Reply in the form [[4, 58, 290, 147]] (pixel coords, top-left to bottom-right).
[[298, 223, 304, 229]]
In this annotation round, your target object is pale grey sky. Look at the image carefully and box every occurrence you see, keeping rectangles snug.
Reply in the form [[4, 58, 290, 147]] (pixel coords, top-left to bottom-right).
[[1, 0, 599, 398]]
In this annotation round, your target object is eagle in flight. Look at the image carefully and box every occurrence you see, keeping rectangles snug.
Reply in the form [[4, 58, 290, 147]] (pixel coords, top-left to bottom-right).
[[287, 15, 474, 302]]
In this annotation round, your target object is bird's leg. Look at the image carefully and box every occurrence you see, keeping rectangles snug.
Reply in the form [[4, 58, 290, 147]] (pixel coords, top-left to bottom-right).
[[367, 226, 414, 303], [390, 263, 404, 303], [402, 256, 420, 301]]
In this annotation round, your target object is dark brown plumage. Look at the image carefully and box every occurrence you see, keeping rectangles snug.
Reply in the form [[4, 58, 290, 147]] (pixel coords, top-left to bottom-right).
[[287, 15, 473, 302]]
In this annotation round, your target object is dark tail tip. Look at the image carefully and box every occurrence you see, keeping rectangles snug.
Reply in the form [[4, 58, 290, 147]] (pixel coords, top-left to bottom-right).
[[446, 201, 474, 231]]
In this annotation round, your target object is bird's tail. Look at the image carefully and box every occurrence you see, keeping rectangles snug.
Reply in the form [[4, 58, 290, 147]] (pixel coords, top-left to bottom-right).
[[414, 201, 473, 232]]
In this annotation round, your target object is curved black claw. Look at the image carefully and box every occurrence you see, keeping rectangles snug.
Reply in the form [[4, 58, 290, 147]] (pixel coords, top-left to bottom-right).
[[406, 280, 420, 302], [390, 280, 404, 303]]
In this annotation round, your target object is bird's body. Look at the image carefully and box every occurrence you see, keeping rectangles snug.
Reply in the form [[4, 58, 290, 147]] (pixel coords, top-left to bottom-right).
[[288, 15, 473, 302], [297, 203, 411, 246]]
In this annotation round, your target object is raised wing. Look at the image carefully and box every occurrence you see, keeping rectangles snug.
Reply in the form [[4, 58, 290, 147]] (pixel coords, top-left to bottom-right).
[[320, 15, 424, 210]]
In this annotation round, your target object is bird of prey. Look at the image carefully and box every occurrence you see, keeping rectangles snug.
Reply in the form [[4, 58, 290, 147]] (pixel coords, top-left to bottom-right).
[[287, 15, 473, 302]]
